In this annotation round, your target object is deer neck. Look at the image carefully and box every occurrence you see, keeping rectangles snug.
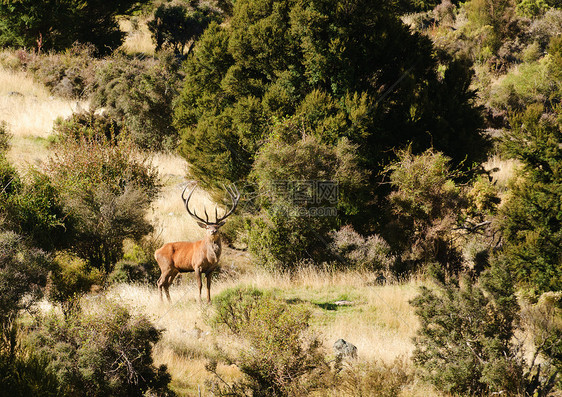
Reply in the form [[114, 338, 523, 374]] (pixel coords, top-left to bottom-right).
[[205, 234, 222, 262]]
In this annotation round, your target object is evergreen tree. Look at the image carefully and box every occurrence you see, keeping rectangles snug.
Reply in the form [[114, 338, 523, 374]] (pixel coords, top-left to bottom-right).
[[500, 103, 562, 293], [174, 0, 488, 197]]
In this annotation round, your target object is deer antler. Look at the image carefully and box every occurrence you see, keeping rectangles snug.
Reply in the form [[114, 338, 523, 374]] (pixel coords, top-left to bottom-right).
[[182, 183, 240, 225], [215, 184, 240, 224]]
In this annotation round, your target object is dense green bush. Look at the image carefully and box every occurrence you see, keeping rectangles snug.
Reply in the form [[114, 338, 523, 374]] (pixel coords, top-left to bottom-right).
[[0, 343, 60, 397], [211, 286, 265, 335], [386, 149, 466, 274], [208, 287, 328, 396], [246, 133, 367, 270], [499, 103, 562, 293], [0, 125, 69, 251], [25, 44, 98, 98], [48, 254, 102, 317], [53, 111, 123, 143], [175, 0, 488, 189], [90, 53, 182, 150], [0, 231, 53, 325], [412, 262, 525, 395], [26, 299, 174, 396]]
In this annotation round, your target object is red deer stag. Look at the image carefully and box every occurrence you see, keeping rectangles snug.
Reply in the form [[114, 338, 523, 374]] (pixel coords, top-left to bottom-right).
[[154, 184, 240, 303]]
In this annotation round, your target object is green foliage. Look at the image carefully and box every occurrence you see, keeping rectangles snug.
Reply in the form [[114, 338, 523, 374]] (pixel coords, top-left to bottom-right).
[[48, 254, 101, 317], [148, 3, 220, 54], [211, 286, 265, 335], [0, 121, 9, 154], [411, 261, 524, 395], [174, 0, 488, 189], [246, 133, 368, 269], [90, 53, 181, 150], [499, 104, 562, 292], [108, 260, 153, 284], [0, 0, 148, 55], [520, 292, 562, 393], [53, 111, 123, 142], [26, 299, 174, 397], [489, 57, 558, 113], [5, 170, 69, 251], [46, 126, 160, 273], [517, 0, 550, 17], [0, 232, 53, 325], [0, 344, 60, 397], [208, 287, 327, 396], [386, 149, 465, 273]]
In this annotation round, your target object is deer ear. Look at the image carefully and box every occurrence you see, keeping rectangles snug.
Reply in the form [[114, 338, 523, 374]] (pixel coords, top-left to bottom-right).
[[217, 221, 226, 227], [197, 222, 207, 229]]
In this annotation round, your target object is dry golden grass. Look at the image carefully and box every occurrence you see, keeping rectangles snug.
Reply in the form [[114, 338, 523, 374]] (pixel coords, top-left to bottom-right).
[[0, 66, 88, 170], [108, 266, 425, 396], [483, 154, 520, 191], [0, 67, 85, 139], [119, 18, 155, 56]]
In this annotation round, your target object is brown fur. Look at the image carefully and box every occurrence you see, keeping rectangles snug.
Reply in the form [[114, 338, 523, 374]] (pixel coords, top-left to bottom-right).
[[154, 227, 222, 303]]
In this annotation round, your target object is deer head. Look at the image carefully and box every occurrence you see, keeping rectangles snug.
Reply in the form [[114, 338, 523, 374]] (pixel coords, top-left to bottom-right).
[[181, 183, 240, 240]]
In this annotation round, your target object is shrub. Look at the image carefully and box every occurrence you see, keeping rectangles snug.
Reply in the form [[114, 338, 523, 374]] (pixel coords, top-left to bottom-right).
[[211, 286, 265, 335], [0, 231, 53, 324], [411, 261, 525, 395], [25, 43, 98, 98], [0, 0, 145, 55], [26, 299, 174, 397], [53, 111, 123, 142], [0, 344, 60, 397], [109, 260, 151, 284], [328, 225, 395, 272], [6, 169, 69, 251], [148, 3, 219, 54], [246, 134, 369, 270], [48, 253, 102, 317], [45, 129, 160, 274], [499, 104, 562, 292], [386, 148, 466, 274], [208, 287, 328, 396], [0, 120, 9, 154], [90, 52, 181, 151]]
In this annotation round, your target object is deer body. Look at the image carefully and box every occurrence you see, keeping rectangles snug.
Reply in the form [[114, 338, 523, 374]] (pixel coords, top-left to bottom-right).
[[155, 184, 238, 303]]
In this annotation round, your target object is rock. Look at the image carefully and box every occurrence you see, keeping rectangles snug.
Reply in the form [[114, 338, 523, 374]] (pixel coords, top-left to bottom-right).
[[333, 338, 357, 359]]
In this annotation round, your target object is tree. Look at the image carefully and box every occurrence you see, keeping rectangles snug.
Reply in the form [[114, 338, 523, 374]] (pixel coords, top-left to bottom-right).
[[174, 0, 488, 225], [386, 149, 466, 273], [247, 132, 368, 269], [499, 103, 562, 293], [0, 0, 148, 55]]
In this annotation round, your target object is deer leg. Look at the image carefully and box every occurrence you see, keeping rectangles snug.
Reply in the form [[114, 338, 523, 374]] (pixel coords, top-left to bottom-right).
[[165, 271, 178, 303], [206, 271, 212, 303], [157, 273, 165, 301], [195, 269, 203, 303]]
